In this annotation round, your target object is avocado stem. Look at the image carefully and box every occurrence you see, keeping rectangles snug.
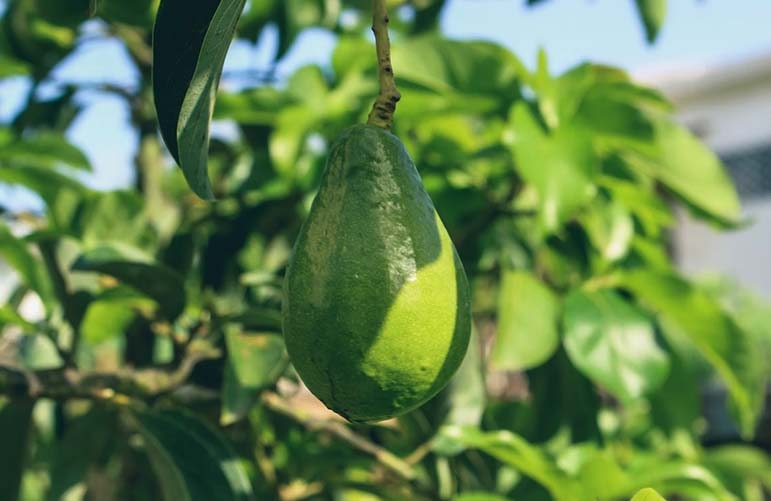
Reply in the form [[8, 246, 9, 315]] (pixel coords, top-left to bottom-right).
[[366, 0, 401, 131]]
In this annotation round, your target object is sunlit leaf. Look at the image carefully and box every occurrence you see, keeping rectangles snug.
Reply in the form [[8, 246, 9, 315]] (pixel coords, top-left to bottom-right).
[[631, 488, 666, 501], [491, 270, 560, 371], [507, 102, 597, 232], [435, 426, 586, 501], [563, 289, 669, 401], [622, 270, 765, 437]]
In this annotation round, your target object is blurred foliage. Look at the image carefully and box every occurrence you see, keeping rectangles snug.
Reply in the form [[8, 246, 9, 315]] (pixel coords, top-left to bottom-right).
[[0, 0, 769, 500]]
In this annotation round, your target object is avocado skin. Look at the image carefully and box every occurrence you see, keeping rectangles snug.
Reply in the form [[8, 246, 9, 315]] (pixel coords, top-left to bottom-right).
[[282, 124, 471, 423]]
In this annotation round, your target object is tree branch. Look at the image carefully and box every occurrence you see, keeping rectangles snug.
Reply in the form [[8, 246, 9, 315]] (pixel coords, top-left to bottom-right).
[[0, 340, 220, 402], [261, 391, 416, 481], [366, 0, 400, 131]]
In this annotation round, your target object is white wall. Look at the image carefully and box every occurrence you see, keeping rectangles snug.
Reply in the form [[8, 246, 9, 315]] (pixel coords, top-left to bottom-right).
[[641, 54, 771, 298], [674, 198, 771, 297]]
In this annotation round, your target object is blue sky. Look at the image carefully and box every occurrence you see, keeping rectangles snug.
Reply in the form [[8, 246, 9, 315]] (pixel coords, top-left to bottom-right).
[[2, 0, 771, 201]]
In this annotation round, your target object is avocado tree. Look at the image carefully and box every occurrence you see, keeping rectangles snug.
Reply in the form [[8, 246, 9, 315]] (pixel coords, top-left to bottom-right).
[[0, 0, 769, 500]]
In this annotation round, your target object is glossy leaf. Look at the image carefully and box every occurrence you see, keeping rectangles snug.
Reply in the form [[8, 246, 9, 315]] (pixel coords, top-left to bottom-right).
[[622, 270, 765, 437], [491, 270, 560, 371], [153, 0, 246, 199], [134, 409, 253, 501], [71, 244, 185, 319], [563, 289, 669, 401]]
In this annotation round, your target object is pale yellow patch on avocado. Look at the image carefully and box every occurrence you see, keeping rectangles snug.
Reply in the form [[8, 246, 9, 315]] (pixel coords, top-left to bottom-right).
[[361, 214, 458, 396]]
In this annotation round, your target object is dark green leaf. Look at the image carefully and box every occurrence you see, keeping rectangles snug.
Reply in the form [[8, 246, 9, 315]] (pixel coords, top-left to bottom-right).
[[48, 407, 118, 500], [491, 270, 560, 371], [133, 409, 253, 501], [71, 244, 185, 319], [153, 0, 246, 199], [635, 0, 667, 43], [563, 289, 669, 401], [622, 270, 765, 437], [0, 400, 34, 501]]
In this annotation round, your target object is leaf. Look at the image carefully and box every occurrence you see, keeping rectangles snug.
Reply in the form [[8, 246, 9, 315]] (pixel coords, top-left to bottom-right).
[[635, 0, 667, 43], [0, 400, 34, 501], [0, 305, 36, 330], [133, 409, 253, 501], [392, 37, 524, 107], [630, 459, 736, 501], [0, 131, 91, 171], [226, 328, 286, 389], [631, 488, 666, 501], [435, 426, 586, 501], [621, 270, 765, 437], [702, 445, 771, 492], [80, 289, 153, 344], [0, 164, 87, 213], [491, 270, 560, 371], [0, 53, 29, 77], [71, 244, 186, 319], [563, 289, 670, 402], [221, 328, 287, 424], [153, 0, 246, 199], [0, 223, 53, 305], [507, 102, 597, 232], [453, 493, 511, 501], [48, 407, 118, 500], [581, 197, 634, 261], [625, 121, 741, 226]]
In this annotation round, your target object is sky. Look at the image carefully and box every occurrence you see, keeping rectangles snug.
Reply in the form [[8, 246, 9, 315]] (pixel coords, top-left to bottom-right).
[[2, 0, 771, 199]]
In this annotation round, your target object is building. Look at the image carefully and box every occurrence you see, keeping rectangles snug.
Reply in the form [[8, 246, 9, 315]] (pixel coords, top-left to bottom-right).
[[639, 52, 771, 298]]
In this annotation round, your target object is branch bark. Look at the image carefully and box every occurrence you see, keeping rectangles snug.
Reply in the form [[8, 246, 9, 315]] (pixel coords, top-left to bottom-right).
[[0, 340, 220, 402], [366, 0, 400, 131], [262, 391, 416, 481]]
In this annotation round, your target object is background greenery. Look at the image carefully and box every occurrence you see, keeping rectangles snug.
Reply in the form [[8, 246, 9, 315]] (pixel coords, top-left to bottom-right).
[[0, 1, 769, 500]]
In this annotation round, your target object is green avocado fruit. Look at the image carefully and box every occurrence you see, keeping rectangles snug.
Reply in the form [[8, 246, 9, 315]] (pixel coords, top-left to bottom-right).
[[282, 124, 471, 423]]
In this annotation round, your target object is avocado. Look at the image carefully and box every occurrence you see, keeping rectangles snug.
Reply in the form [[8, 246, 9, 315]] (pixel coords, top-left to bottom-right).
[[282, 124, 471, 422]]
